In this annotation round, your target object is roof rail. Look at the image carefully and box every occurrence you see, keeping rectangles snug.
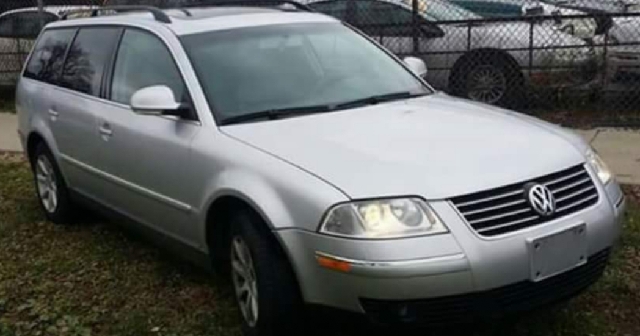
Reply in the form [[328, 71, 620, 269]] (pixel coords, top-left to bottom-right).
[[61, 5, 172, 24], [180, 0, 314, 12]]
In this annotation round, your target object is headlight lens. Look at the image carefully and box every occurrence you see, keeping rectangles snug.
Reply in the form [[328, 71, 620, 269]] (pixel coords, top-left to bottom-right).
[[319, 198, 448, 239], [586, 148, 612, 185]]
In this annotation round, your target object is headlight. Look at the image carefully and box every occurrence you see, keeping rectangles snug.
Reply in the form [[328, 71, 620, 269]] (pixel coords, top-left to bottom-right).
[[319, 198, 448, 239], [586, 148, 612, 185]]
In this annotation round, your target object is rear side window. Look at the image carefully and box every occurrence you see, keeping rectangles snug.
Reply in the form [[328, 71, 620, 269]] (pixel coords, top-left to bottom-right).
[[59, 27, 121, 96], [23, 28, 76, 84], [110, 29, 186, 105]]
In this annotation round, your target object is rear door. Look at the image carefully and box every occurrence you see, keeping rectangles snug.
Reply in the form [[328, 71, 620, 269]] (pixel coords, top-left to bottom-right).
[[50, 26, 122, 197]]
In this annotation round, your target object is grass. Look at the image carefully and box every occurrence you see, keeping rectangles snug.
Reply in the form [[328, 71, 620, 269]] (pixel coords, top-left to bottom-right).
[[0, 153, 639, 336]]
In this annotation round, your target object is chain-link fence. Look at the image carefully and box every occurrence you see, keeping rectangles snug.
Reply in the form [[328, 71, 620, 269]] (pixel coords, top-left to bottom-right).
[[1, 0, 640, 126]]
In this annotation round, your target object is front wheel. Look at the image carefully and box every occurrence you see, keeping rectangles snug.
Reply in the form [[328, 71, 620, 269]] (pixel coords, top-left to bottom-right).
[[229, 212, 302, 336], [453, 57, 523, 107]]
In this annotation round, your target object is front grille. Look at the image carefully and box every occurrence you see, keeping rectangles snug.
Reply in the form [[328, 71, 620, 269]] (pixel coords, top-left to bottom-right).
[[360, 248, 610, 326], [451, 164, 599, 237]]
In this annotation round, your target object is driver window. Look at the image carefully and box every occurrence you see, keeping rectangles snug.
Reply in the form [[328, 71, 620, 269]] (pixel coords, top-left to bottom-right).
[[111, 29, 188, 109]]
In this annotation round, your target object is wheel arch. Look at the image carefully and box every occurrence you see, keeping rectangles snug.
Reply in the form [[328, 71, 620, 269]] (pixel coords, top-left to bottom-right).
[[26, 131, 46, 163], [203, 191, 296, 274]]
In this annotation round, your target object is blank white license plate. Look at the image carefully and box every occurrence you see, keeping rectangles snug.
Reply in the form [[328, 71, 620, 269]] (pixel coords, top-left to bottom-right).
[[527, 223, 588, 282]]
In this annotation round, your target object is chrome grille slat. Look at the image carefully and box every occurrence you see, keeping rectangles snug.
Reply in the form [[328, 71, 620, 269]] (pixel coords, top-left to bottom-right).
[[451, 165, 599, 237], [542, 169, 586, 188], [556, 185, 596, 203], [455, 189, 522, 208], [476, 215, 540, 234], [550, 176, 591, 195], [557, 193, 598, 213], [463, 199, 527, 216], [468, 207, 532, 225]]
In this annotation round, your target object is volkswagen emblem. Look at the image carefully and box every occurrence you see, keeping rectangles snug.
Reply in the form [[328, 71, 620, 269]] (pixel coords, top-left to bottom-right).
[[525, 183, 556, 216]]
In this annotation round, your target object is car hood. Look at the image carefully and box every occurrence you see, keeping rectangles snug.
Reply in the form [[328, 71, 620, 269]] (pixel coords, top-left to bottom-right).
[[221, 93, 586, 200]]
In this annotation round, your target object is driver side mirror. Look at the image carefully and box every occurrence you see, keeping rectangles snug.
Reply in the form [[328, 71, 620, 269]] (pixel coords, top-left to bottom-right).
[[403, 56, 428, 78], [130, 85, 182, 116]]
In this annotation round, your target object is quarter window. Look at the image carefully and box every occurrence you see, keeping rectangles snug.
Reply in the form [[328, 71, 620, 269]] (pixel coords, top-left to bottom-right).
[[23, 28, 76, 84], [110, 29, 187, 106], [60, 27, 121, 96]]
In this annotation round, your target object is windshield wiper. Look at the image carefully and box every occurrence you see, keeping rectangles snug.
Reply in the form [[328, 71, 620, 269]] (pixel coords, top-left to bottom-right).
[[220, 104, 332, 125], [220, 91, 428, 125], [332, 91, 428, 110]]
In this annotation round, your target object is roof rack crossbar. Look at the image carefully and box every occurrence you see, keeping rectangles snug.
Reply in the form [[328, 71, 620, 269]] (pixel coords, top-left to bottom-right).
[[181, 0, 314, 12], [61, 5, 172, 24]]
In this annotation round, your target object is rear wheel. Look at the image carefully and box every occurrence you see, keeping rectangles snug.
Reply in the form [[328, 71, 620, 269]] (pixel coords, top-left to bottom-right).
[[30, 142, 76, 224], [228, 211, 302, 336]]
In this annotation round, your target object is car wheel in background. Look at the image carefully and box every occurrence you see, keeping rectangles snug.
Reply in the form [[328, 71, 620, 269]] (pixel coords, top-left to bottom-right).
[[453, 55, 523, 108]]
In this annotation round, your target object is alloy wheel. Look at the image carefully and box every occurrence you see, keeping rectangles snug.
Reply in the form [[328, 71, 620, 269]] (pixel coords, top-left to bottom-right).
[[35, 155, 58, 214], [231, 236, 259, 327], [467, 65, 508, 104]]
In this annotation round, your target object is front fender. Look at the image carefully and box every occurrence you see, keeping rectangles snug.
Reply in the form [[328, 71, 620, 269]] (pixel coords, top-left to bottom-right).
[[191, 133, 350, 249], [29, 115, 60, 159], [201, 169, 297, 232]]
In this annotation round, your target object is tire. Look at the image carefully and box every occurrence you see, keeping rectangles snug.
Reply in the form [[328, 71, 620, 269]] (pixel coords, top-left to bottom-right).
[[452, 54, 523, 108], [30, 142, 76, 224], [228, 211, 302, 336]]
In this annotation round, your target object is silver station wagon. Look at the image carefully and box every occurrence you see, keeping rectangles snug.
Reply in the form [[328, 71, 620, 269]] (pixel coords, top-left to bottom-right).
[[16, 4, 626, 336]]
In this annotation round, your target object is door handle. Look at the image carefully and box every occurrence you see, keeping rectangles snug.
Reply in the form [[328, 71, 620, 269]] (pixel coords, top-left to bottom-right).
[[99, 124, 113, 138], [48, 108, 59, 121]]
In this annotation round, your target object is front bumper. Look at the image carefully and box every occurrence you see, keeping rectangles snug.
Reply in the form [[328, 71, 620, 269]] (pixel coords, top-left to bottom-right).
[[605, 50, 640, 84], [526, 56, 600, 90], [277, 175, 626, 320]]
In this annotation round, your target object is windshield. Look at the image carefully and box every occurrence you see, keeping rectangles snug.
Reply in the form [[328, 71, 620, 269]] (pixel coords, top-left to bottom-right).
[[181, 22, 430, 123], [418, 0, 481, 21]]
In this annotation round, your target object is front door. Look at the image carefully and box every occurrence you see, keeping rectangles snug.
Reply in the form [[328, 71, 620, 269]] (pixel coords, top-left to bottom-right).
[[96, 28, 201, 246]]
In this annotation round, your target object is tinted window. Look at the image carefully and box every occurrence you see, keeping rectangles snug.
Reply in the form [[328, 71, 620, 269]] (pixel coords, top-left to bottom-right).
[[357, 1, 414, 26], [23, 28, 75, 83], [355, 2, 442, 37], [0, 11, 57, 38], [60, 27, 120, 96], [309, 0, 349, 20], [111, 29, 186, 105]]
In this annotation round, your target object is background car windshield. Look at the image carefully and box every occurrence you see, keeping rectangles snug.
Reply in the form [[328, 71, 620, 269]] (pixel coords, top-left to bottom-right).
[[181, 22, 430, 122]]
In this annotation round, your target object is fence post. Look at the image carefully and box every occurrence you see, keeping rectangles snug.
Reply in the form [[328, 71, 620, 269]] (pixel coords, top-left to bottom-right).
[[412, 0, 419, 55], [528, 18, 534, 77], [37, 0, 45, 29]]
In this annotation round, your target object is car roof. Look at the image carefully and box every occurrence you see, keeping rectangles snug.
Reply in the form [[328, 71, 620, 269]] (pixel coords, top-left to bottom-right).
[[0, 6, 95, 17], [45, 6, 338, 36]]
